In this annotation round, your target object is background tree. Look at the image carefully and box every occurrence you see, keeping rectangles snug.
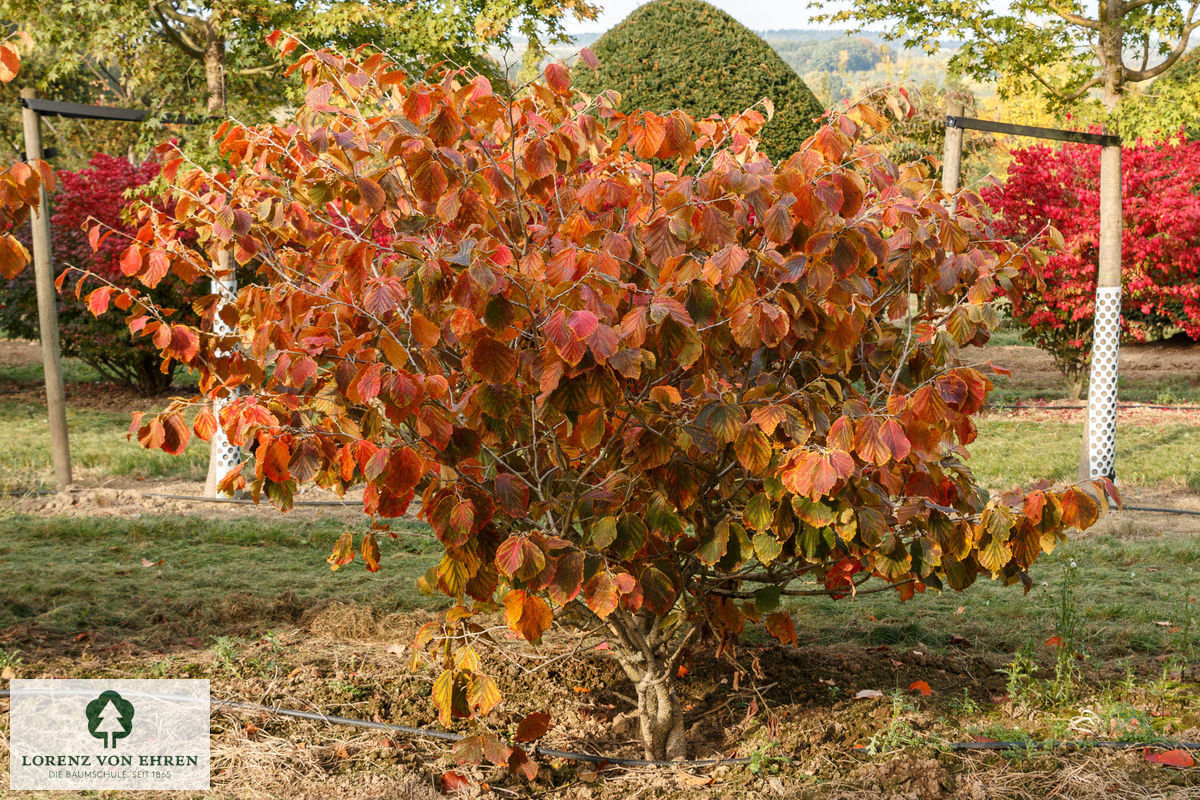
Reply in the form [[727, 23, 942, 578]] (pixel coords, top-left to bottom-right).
[[103, 43, 1113, 761], [572, 0, 825, 161], [1, 0, 597, 124], [0, 152, 199, 393], [1116, 52, 1200, 141], [822, 0, 1200, 113], [983, 138, 1200, 397]]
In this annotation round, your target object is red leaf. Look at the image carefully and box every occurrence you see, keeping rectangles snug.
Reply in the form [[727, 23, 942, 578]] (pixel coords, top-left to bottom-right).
[[544, 62, 571, 94], [909, 680, 932, 697], [1144, 748, 1194, 769], [515, 712, 553, 742], [439, 770, 471, 793]]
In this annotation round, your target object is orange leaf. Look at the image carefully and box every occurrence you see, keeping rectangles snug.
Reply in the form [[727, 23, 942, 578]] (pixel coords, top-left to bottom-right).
[[0, 235, 30, 279], [1144, 748, 1194, 769], [362, 532, 381, 572], [261, 439, 291, 482], [765, 611, 797, 646], [326, 531, 354, 570], [909, 680, 932, 697], [503, 590, 552, 643], [0, 43, 19, 82], [1060, 486, 1099, 530]]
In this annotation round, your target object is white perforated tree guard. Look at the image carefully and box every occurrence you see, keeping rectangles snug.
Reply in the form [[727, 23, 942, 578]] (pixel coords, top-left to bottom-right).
[[208, 273, 241, 497], [1086, 286, 1121, 479]]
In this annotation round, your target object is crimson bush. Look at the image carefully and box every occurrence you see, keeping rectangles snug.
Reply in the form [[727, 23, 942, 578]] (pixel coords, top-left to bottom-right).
[[983, 138, 1200, 397], [0, 152, 197, 394]]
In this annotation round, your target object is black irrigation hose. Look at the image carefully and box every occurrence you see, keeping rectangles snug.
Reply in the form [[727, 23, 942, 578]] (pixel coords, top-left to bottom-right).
[[1124, 505, 1200, 518], [207, 699, 1200, 765], [4, 690, 1200, 767], [945, 740, 1200, 751], [145, 493, 361, 508]]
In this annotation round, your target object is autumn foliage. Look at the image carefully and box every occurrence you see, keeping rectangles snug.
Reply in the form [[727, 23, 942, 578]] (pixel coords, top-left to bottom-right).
[[101, 39, 1114, 763], [983, 138, 1200, 396], [0, 40, 49, 284], [0, 153, 201, 393]]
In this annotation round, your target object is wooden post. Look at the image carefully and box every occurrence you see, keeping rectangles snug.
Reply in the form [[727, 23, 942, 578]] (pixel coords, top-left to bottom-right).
[[942, 99, 965, 202], [1080, 141, 1123, 481], [19, 88, 72, 490]]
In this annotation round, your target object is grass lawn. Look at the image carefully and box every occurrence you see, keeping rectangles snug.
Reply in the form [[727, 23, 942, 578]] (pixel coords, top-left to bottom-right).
[[0, 514, 442, 643], [0, 399, 209, 490]]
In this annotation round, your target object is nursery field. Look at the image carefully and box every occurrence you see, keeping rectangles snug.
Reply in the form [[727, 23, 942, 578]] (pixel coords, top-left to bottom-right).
[[1, 339, 1199, 798]]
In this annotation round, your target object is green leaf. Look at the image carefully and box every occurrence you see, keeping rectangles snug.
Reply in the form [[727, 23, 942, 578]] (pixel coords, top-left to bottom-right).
[[752, 532, 783, 565], [743, 493, 773, 532], [754, 585, 781, 613], [697, 520, 731, 565]]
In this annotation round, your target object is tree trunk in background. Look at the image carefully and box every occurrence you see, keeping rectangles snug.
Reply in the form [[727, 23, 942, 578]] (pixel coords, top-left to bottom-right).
[[204, 31, 227, 114], [1098, 0, 1125, 113]]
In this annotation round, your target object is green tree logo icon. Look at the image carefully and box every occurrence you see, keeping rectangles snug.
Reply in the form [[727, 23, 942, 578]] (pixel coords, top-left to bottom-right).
[[85, 690, 134, 748]]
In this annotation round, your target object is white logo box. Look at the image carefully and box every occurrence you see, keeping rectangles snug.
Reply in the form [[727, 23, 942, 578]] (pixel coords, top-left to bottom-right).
[[9, 679, 210, 791]]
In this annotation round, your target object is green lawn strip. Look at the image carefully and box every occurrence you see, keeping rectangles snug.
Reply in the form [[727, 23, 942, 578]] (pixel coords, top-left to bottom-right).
[[0, 357, 201, 390], [789, 530, 1200, 664], [0, 399, 208, 489], [988, 372, 1200, 405], [0, 513, 444, 642], [3, 512, 1197, 671], [970, 419, 1200, 491]]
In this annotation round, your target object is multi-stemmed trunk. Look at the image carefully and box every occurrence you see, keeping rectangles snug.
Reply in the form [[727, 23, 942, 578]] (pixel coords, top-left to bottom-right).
[[592, 608, 698, 761]]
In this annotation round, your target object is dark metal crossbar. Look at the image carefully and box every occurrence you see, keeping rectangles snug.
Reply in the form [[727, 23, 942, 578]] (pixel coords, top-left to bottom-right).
[[18, 97, 205, 125], [946, 115, 1120, 147]]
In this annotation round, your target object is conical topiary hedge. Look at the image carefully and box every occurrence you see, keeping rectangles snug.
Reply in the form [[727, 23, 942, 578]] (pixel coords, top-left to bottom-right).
[[572, 0, 825, 162]]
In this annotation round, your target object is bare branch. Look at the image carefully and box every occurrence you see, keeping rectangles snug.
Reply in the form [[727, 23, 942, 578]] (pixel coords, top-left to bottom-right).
[[1123, 18, 1199, 81], [149, 0, 206, 58], [1045, 0, 1102, 29]]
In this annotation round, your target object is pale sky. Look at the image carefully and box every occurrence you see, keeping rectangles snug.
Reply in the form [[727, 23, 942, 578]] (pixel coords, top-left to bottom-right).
[[564, 0, 837, 34]]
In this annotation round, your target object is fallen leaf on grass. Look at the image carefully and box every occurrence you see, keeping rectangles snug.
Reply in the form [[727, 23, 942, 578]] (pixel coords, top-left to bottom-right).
[[1144, 748, 1195, 769], [141, 557, 165, 567], [909, 680, 932, 696], [854, 689, 884, 699]]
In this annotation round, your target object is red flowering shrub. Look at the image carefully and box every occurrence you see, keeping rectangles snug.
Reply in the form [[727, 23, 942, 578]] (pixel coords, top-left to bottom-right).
[[0, 152, 198, 394], [983, 137, 1200, 398]]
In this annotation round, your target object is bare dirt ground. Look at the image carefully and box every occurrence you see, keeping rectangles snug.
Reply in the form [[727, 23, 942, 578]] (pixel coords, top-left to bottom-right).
[[0, 597, 1197, 800]]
